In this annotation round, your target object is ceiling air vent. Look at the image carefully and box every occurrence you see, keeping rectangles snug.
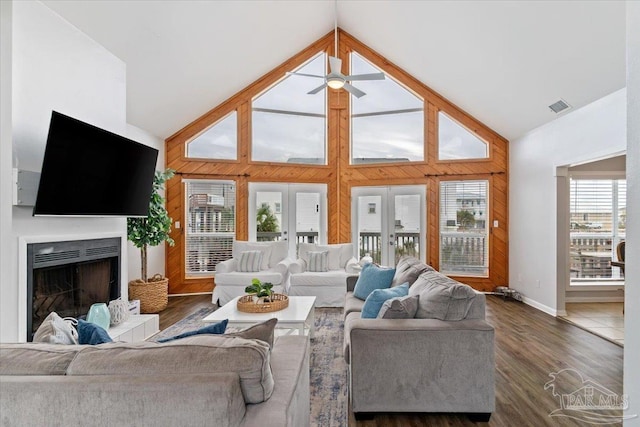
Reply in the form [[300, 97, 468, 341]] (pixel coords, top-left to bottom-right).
[[549, 99, 571, 114]]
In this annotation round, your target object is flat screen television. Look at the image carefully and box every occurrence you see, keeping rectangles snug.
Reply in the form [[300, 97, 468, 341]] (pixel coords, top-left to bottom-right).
[[33, 111, 159, 217]]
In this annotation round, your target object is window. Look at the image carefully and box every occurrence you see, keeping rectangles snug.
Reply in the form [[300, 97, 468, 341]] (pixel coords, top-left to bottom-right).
[[185, 180, 235, 276], [351, 52, 424, 164], [186, 112, 237, 160], [368, 203, 376, 214], [438, 112, 488, 160], [252, 53, 326, 164], [569, 178, 626, 282], [439, 180, 489, 276], [274, 202, 281, 214]]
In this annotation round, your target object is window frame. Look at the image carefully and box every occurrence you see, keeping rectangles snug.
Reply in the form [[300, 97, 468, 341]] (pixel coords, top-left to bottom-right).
[[184, 109, 240, 163], [435, 110, 492, 163]]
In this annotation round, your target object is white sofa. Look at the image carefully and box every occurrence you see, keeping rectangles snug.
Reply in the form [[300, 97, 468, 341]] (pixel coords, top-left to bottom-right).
[[288, 243, 359, 307], [213, 240, 291, 306]]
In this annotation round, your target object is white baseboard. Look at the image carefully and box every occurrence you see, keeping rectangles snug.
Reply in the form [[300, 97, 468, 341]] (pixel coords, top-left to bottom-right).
[[521, 296, 560, 317], [565, 296, 625, 303]]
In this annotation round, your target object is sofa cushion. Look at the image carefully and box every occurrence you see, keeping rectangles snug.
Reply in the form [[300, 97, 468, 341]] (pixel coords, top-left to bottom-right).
[[377, 294, 420, 319], [0, 344, 86, 375], [289, 270, 349, 287], [232, 241, 271, 270], [67, 335, 274, 404], [352, 263, 396, 300], [157, 319, 228, 343], [361, 283, 410, 318], [299, 243, 353, 270], [308, 251, 329, 272], [344, 292, 366, 317], [391, 256, 434, 287], [77, 319, 113, 345], [225, 318, 277, 349], [237, 250, 263, 272], [409, 271, 477, 320]]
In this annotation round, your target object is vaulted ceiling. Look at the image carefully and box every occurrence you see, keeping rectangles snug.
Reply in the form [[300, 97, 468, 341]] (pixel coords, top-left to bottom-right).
[[42, 0, 626, 142]]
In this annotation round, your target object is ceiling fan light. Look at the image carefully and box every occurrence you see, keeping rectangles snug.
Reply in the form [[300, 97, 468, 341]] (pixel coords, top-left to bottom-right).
[[327, 78, 345, 89]]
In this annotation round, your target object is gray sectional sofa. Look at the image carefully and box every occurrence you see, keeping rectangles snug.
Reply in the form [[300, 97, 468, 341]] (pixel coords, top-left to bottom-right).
[[0, 334, 310, 427], [344, 256, 495, 421]]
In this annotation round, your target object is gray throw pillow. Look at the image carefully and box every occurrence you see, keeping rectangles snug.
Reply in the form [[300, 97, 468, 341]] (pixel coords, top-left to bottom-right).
[[225, 318, 277, 349], [391, 256, 434, 287], [377, 294, 420, 319], [409, 271, 477, 320]]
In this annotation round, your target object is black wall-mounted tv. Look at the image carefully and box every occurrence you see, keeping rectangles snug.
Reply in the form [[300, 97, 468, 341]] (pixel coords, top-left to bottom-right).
[[33, 111, 159, 217]]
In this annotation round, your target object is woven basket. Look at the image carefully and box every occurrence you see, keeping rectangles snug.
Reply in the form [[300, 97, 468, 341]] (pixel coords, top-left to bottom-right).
[[128, 274, 169, 313], [237, 293, 289, 313]]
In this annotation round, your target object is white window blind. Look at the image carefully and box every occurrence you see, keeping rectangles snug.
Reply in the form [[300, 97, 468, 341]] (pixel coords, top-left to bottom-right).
[[185, 180, 235, 276], [569, 178, 626, 281], [439, 180, 489, 277]]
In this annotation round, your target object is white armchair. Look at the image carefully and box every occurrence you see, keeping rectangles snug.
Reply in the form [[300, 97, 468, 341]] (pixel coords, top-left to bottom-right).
[[212, 240, 291, 306], [288, 243, 359, 307]]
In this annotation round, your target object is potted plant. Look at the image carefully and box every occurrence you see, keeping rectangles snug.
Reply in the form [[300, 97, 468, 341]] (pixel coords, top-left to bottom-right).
[[127, 169, 175, 313], [245, 278, 274, 303]]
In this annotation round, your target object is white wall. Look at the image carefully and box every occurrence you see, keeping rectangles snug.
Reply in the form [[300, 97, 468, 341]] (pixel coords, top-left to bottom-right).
[[510, 89, 626, 315], [624, 1, 640, 424], [125, 123, 166, 281], [0, 0, 14, 343], [1, 0, 130, 342]]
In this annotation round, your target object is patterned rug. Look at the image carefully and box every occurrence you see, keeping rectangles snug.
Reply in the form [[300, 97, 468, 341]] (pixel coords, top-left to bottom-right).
[[153, 307, 348, 427]]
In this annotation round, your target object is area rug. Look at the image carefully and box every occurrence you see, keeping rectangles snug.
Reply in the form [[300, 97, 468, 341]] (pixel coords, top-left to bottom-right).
[[152, 307, 348, 427]]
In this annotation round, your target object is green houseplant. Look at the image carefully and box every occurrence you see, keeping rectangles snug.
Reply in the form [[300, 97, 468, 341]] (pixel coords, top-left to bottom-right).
[[127, 169, 175, 313], [245, 278, 274, 303]]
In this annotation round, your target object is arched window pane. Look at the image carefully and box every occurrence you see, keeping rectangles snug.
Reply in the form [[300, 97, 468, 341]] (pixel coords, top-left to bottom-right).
[[438, 112, 488, 160], [186, 112, 237, 160], [351, 52, 424, 164], [252, 53, 326, 164]]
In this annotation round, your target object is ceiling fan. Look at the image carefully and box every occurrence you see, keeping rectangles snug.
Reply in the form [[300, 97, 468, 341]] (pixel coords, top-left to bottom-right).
[[286, 1, 385, 98]]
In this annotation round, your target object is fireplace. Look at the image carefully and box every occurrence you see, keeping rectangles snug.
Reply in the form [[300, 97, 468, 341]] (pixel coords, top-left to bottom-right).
[[27, 237, 121, 341]]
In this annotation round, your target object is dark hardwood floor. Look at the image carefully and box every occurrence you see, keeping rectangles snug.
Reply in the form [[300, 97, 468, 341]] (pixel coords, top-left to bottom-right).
[[159, 294, 624, 427]]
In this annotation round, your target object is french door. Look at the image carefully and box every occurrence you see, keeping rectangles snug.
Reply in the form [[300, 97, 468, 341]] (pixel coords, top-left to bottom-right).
[[248, 183, 327, 257], [351, 186, 426, 266]]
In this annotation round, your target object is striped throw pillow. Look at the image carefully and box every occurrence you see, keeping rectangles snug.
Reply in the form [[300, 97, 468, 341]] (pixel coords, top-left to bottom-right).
[[308, 251, 329, 272], [237, 250, 263, 272]]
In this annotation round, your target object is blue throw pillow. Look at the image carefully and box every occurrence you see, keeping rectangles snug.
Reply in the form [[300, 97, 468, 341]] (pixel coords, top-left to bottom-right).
[[361, 283, 410, 318], [157, 319, 228, 343], [353, 263, 396, 300], [77, 319, 113, 345]]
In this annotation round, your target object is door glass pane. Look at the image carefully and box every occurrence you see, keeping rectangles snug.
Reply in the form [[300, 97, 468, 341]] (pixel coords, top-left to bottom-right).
[[296, 193, 320, 247], [256, 192, 282, 242], [439, 181, 489, 277], [357, 195, 382, 264], [394, 195, 421, 263], [186, 180, 235, 276], [570, 179, 626, 281]]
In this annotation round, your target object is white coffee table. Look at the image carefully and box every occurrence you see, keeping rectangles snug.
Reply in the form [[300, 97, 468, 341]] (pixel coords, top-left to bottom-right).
[[203, 296, 316, 337]]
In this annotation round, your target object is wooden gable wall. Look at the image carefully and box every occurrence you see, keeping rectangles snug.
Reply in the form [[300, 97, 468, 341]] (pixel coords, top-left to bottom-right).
[[165, 29, 509, 294]]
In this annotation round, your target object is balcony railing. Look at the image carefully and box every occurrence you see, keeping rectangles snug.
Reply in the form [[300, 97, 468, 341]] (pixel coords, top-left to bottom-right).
[[570, 232, 624, 280]]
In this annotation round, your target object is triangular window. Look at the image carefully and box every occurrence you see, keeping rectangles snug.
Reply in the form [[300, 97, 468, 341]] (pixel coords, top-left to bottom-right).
[[438, 112, 488, 160], [186, 112, 237, 160], [252, 53, 327, 164], [351, 52, 424, 164]]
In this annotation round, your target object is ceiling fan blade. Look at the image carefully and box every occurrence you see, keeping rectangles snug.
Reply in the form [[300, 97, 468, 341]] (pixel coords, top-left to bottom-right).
[[329, 56, 342, 74], [308, 83, 327, 95], [286, 71, 325, 79], [343, 83, 366, 98], [345, 72, 386, 82]]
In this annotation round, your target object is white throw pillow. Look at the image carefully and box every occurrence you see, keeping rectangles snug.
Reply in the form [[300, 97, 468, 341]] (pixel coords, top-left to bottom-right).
[[307, 251, 329, 272], [233, 241, 271, 270], [237, 250, 263, 272]]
